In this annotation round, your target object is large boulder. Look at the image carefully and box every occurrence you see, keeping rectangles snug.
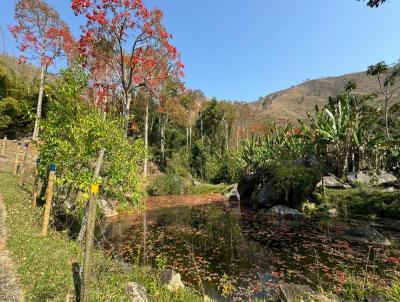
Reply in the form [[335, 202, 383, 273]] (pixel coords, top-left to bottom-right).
[[238, 162, 321, 209], [237, 172, 263, 206], [160, 269, 185, 291], [223, 185, 240, 201], [342, 226, 391, 246], [347, 170, 397, 187], [125, 282, 148, 302], [347, 171, 371, 186], [374, 171, 398, 186], [279, 283, 339, 302], [317, 175, 350, 189], [98, 199, 118, 218]]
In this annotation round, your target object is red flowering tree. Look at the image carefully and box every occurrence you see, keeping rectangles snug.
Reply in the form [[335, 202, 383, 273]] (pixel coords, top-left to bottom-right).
[[9, 0, 75, 140], [72, 0, 184, 135]]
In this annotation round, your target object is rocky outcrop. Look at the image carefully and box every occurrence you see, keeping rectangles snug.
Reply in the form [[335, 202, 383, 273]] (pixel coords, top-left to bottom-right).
[[342, 226, 391, 246], [125, 282, 149, 302], [347, 171, 371, 186], [160, 269, 185, 291], [237, 172, 263, 207], [317, 175, 350, 189], [346, 170, 398, 187], [374, 171, 398, 186], [279, 283, 339, 302]]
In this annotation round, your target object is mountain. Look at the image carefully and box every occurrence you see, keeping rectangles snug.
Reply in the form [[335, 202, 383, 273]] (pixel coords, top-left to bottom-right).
[[0, 54, 56, 82], [249, 70, 399, 125]]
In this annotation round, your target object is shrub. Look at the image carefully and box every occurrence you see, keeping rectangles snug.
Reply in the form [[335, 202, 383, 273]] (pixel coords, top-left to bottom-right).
[[262, 163, 320, 208], [38, 67, 145, 211]]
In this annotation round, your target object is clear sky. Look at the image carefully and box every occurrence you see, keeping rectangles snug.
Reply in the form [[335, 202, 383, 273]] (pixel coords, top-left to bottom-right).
[[1, 0, 400, 102]]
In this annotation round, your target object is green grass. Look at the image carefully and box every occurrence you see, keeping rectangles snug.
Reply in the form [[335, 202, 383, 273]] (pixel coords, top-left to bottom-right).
[[0, 172, 203, 302], [317, 188, 400, 219]]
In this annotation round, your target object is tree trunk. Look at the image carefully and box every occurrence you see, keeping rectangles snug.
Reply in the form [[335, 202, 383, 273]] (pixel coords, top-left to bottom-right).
[[160, 115, 167, 170], [123, 91, 132, 137], [236, 125, 239, 150], [224, 118, 229, 151], [200, 117, 203, 142], [189, 125, 192, 147], [186, 127, 189, 148], [142, 206, 147, 265], [143, 100, 149, 178], [341, 147, 349, 178], [32, 64, 46, 140], [384, 97, 390, 139]]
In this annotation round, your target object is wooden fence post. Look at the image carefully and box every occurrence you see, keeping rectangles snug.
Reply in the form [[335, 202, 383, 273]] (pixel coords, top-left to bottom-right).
[[80, 183, 99, 302], [80, 149, 105, 302], [1, 136, 6, 156], [23, 143, 29, 164], [18, 143, 30, 185], [41, 164, 56, 236], [32, 158, 40, 207], [13, 143, 21, 175]]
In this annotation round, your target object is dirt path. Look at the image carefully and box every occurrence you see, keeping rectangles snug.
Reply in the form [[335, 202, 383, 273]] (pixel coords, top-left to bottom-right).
[[0, 195, 22, 302]]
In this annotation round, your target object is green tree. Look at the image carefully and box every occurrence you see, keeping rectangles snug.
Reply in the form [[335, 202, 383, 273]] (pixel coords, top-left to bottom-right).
[[39, 67, 145, 214]]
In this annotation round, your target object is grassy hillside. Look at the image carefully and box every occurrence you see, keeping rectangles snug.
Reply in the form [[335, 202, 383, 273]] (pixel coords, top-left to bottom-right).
[[250, 70, 400, 124]]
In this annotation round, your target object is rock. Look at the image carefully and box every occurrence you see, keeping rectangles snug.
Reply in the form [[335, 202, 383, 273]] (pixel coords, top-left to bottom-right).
[[160, 269, 185, 291], [223, 185, 240, 201], [342, 226, 391, 246], [279, 283, 339, 302], [374, 171, 398, 186], [192, 179, 202, 186], [382, 187, 395, 192], [366, 293, 388, 302], [347, 171, 372, 186], [125, 282, 149, 302], [267, 206, 304, 217], [98, 199, 118, 218], [327, 208, 338, 217], [317, 175, 350, 189], [237, 172, 263, 206]]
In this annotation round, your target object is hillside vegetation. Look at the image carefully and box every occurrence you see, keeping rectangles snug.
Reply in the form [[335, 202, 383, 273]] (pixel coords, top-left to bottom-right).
[[252, 70, 400, 124]]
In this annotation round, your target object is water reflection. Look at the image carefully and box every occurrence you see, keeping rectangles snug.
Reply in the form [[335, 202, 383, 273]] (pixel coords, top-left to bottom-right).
[[100, 200, 399, 301]]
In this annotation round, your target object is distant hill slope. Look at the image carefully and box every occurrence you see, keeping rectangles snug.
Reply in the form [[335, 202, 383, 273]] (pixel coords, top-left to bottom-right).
[[250, 70, 400, 124], [0, 54, 56, 82]]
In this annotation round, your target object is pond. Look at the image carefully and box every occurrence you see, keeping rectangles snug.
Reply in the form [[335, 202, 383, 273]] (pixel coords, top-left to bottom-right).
[[99, 196, 400, 301]]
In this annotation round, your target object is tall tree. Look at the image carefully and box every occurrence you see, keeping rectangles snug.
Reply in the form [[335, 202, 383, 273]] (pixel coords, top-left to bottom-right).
[[156, 80, 186, 169], [367, 62, 400, 139], [72, 0, 184, 135], [9, 0, 74, 140]]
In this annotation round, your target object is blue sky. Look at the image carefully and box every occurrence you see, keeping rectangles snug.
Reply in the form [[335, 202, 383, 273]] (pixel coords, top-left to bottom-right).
[[1, 0, 400, 102]]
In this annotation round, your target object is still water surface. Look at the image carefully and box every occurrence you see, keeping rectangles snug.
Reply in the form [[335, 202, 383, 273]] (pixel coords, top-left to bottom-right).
[[100, 198, 400, 301]]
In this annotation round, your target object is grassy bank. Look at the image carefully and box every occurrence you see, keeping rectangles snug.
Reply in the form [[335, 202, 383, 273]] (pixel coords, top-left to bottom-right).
[[0, 172, 203, 302], [317, 188, 400, 219]]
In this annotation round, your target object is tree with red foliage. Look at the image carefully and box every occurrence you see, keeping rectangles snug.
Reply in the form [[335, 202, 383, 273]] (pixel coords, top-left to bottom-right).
[[72, 0, 184, 135], [9, 0, 75, 140]]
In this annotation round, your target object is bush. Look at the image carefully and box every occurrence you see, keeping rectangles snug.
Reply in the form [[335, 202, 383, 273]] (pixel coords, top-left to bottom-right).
[[317, 188, 400, 219], [148, 173, 192, 196], [265, 163, 321, 208], [38, 67, 145, 211]]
